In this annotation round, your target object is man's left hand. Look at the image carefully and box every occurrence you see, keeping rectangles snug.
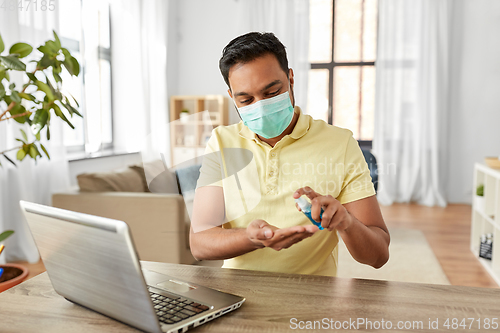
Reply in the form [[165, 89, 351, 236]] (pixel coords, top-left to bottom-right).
[[293, 186, 352, 232]]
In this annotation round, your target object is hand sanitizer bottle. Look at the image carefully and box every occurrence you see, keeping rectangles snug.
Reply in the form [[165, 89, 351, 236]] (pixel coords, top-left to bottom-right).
[[295, 196, 324, 230]]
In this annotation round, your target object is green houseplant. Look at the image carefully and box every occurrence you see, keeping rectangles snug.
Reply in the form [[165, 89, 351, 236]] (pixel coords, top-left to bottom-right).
[[475, 184, 485, 213], [0, 30, 81, 166], [179, 108, 190, 123], [476, 184, 484, 197], [0, 31, 81, 291]]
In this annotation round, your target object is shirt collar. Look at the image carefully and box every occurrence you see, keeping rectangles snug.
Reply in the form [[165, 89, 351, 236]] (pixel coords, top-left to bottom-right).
[[238, 106, 310, 141]]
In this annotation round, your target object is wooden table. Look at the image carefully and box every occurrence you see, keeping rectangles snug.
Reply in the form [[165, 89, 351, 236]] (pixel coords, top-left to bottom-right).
[[1, 261, 500, 332]]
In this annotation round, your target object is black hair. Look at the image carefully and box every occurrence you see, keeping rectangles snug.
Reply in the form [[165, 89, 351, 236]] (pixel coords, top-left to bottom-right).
[[219, 32, 289, 89]]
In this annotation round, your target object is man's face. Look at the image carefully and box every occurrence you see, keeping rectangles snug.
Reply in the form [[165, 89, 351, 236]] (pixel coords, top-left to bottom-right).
[[227, 53, 294, 108]]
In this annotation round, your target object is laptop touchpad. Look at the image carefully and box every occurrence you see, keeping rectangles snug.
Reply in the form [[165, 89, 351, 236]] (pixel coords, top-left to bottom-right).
[[157, 279, 197, 293]]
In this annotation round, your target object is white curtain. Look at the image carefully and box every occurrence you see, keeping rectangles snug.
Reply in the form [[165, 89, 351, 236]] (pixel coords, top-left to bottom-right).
[[110, 0, 169, 160], [373, 0, 452, 207], [0, 10, 70, 264], [241, 0, 310, 109]]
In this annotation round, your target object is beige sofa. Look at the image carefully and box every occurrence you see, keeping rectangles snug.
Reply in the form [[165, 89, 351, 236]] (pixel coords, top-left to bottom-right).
[[52, 163, 196, 265]]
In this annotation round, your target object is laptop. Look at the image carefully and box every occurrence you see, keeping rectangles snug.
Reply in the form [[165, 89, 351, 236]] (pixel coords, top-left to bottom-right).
[[20, 201, 245, 333]]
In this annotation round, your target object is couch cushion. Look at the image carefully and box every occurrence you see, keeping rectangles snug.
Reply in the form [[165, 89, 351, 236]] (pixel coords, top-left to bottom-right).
[[129, 165, 150, 192], [175, 164, 201, 223], [141, 160, 179, 194], [77, 167, 146, 192], [175, 164, 201, 194]]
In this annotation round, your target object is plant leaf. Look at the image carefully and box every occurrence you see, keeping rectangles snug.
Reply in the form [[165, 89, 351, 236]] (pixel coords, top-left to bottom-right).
[[9, 103, 28, 124], [46, 40, 59, 53], [40, 143, 50, 160], [35, 131, 40, 141], [46, 125, 51, 140], [9, 43, 33, 58], [20, 128, 28, 141], [69, 93, 80, 108], [0, 83, 5, 99], [0, 55, 26, 71], [35, 80, 54, 101], [38, 40, 59, 56], [38, 54, 55, 69], [11, 90, 21, 103], [18, 92, 36, 101], [53, 71, 62, 83], [26, 72, 38, 82], [53, 31, 61, 49], [69, 56, 80, 76], [31, 109, 48, 134], [62, 60, 74, 76], [53, 61, 62, 74], [16, 148, 26, 161], [61, 99, 82, 117], [61, 49, 80, 76], [52, 103, 74, 129], [3, 153, 17, 167], [37, 45, 52, 55], [45, 78, 61, 100], [29, 144, 38, 159], [0, 33, 4, 54], [0, 230, 14, 243], [61, 48, 71, 59]]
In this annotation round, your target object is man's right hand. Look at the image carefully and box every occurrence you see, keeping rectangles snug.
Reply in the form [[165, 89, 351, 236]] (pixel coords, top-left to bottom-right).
[[246, 219, 319, 251]]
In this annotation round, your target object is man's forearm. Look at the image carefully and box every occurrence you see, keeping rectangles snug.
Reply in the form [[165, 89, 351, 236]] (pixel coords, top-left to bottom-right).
[[339, 216, 390, 268], [190, 227, 260, 261]]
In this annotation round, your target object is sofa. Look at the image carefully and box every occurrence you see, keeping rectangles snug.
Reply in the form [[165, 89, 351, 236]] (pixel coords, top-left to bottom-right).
[[52, 162, 199, 265], [52, 149, 377, 265]]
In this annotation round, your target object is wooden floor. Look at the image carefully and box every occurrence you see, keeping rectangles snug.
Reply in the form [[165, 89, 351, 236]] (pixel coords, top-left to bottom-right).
[[12, 203, 499, 289], [381, 203, 498, 288]]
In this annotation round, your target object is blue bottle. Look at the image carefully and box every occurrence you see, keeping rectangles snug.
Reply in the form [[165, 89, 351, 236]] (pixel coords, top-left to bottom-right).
[[295, 196, 324, 230]]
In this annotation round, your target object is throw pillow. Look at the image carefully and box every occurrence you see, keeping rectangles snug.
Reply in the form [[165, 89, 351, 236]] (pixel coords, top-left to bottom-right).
[[77, 167, 146, 192]]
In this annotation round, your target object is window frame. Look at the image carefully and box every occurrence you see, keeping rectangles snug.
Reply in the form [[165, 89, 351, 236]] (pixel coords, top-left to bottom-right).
[[96, 34, 114, 151], [310, 0, 377, 149], [60, 3, 115, 155], [60, 35, 86, 154]]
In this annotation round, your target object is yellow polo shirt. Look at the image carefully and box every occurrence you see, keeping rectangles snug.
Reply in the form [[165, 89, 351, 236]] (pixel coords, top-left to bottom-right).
[[196, 106, 375, 276]]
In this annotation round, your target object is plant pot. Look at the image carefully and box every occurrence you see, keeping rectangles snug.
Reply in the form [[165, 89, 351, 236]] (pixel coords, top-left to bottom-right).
[[0, 263, 29, 293], [180, 112, 189, 123], [475, 195, 485, 214]]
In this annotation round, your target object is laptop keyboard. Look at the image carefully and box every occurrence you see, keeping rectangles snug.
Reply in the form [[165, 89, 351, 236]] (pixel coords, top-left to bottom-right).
[[149, 289, 210, 325]]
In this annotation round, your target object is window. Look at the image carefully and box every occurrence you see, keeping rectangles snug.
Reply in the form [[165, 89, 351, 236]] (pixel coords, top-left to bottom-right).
[[59, 0, 113, 154], [307, 0, 378, 147]]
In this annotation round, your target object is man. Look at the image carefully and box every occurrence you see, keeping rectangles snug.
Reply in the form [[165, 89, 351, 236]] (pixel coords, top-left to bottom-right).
[[189, 32, 389, 276]]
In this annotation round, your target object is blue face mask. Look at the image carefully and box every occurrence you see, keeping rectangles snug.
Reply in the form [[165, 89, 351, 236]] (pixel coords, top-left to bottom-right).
[[235, 91, 295, 139]]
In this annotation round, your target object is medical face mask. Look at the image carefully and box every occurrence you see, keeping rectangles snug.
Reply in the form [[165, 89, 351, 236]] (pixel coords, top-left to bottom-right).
[[235, 91, 294, 139]]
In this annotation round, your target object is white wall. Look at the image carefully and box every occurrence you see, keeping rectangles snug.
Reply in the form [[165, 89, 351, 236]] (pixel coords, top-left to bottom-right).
[[173, 0, 247, 124], [68, 0, 500, 204], [67, 0, 244, 188], [447, 0, 500, 203]]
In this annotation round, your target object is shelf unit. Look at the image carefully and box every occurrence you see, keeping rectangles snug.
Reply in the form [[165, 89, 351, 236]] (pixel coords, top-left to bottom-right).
[[169, 95, 228, 167], [470, 163, 500, 285]]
